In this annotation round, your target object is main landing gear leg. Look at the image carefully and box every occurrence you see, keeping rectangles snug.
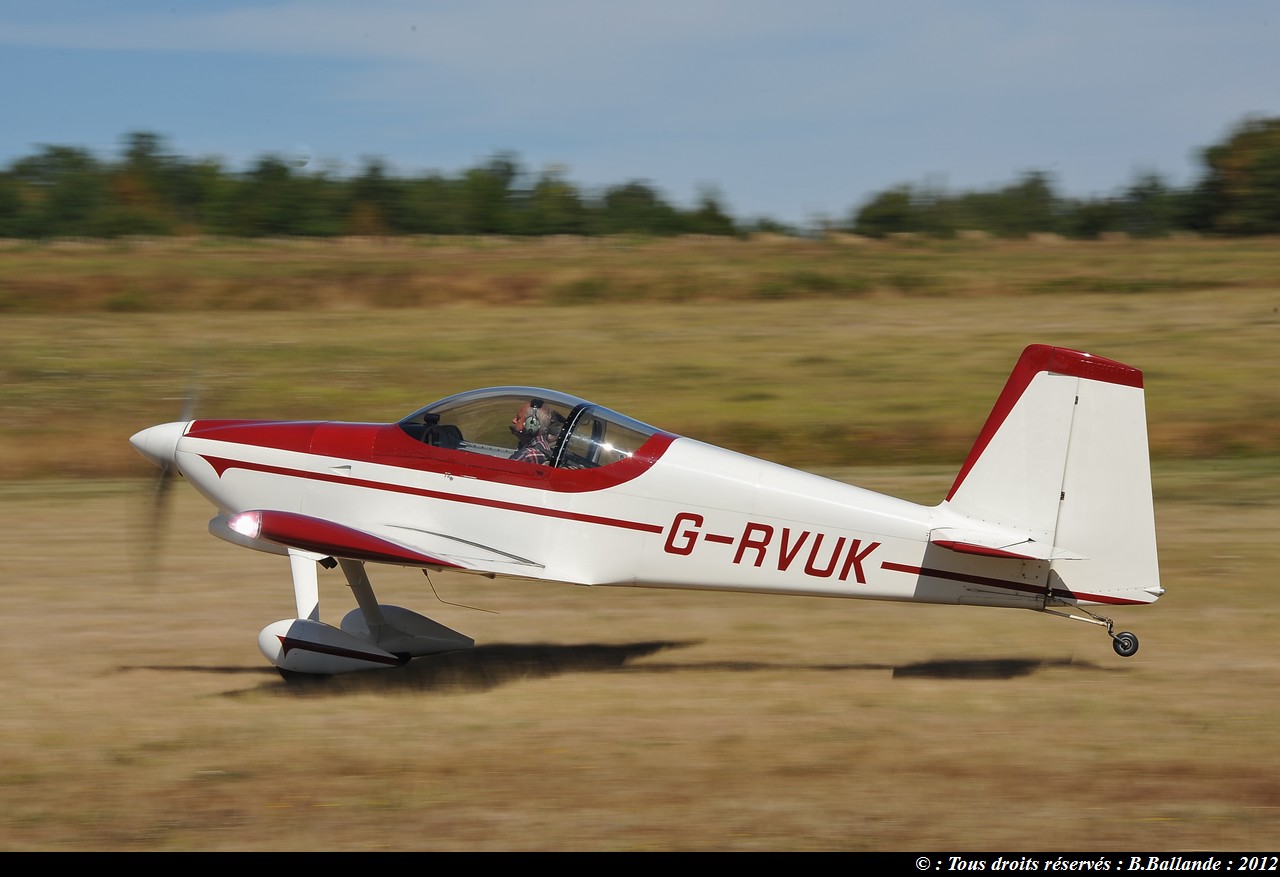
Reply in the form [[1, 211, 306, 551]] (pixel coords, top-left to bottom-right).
[[1042, 606, 1140, 657]]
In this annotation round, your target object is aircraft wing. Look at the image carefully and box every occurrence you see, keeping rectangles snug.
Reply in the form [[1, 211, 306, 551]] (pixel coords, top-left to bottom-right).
[[216, 509, 544, 573]]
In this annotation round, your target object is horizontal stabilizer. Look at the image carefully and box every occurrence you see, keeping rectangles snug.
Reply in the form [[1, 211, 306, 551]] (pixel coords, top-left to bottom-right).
[[929, 527, 1084, 561]]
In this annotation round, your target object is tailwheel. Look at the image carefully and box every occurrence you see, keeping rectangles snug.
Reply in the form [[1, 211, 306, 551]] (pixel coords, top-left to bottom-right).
[[1043, 605, 1142, 657], [1111, 630, 1139, 657]]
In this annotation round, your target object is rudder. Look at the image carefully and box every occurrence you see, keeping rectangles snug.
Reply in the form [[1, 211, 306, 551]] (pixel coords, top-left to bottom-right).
[[941, 345, 1162, 606]]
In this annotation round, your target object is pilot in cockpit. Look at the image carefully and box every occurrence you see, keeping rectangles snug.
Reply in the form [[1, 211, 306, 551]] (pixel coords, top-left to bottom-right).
[[509, 398, 556, 464]]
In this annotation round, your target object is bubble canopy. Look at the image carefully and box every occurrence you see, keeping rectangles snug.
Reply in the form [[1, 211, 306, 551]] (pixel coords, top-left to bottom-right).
[[397, 386, 664, 469]]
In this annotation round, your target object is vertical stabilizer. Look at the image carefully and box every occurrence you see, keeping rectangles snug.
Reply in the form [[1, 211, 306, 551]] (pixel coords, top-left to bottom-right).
[[941, 345, 1162, 606]]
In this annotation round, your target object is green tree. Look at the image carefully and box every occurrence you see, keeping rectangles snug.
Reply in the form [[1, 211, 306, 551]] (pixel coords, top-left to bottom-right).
[[596, 181, 683, 235], [524, 166, 587, 235], [687, 186, 738, 236], [346, 158, 402, 235], [1061, 197, 1124, 239], [461, 153, 522, 234], [10, 145, 109, 237], [850, 186, 916, 238], [1118, 172, 1179, 237], [1194, 116, 1280, 234], [994, 171, 1059, 236], [0, 172, 22, 237], [401, 173, 467, 234], [220, 156, 319, 236], [97, 131, 181, 235]]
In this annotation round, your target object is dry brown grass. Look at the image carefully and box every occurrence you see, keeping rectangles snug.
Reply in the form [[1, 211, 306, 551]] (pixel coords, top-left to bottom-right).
[[0, 233, 1274, 312], [3, 267, 1280, 476], [0, 463, 1276, 851], [0, 235, 1277, 850]]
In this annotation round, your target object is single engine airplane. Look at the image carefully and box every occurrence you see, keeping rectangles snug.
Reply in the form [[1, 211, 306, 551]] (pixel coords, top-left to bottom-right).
[[131, 344, 1162, 677]]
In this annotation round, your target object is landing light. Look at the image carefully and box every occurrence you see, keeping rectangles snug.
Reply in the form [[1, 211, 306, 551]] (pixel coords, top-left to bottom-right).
[[228, 511, 262, 539]]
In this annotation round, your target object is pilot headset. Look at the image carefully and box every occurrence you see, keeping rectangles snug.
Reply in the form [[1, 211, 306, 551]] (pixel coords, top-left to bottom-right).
[[524, 399, 544, 435]]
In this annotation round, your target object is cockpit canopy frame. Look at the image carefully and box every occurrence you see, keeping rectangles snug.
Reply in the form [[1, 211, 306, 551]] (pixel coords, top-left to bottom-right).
[[397, 386, 663, 470]]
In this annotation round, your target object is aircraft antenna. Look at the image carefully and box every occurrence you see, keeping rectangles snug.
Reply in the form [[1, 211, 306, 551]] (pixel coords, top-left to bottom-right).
[[422, 570, 500, 614]]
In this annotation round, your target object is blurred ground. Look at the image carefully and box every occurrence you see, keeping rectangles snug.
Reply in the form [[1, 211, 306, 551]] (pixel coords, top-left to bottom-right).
[[0, 463, 1275, 850]]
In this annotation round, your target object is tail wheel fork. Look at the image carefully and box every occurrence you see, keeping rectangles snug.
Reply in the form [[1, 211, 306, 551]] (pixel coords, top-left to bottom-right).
[[1042, 606, 1140, 657]]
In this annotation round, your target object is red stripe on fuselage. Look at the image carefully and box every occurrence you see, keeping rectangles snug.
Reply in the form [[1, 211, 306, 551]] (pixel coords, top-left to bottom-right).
[[946, 345, 1143, 502], [201, 455, 666, 534], [187, 420, 677, 494], [881, 561, 1146, 605]]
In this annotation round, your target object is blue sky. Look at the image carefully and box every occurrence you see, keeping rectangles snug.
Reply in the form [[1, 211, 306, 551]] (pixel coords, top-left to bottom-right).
[[2, 1, 1276, 226]]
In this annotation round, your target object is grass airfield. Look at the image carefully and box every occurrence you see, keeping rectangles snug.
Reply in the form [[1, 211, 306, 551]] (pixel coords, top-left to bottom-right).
[[0, 235, 1276, 850]]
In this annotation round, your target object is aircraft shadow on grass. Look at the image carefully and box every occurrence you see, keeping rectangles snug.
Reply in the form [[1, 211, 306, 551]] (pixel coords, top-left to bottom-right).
[[120, 641, 1113, 697]]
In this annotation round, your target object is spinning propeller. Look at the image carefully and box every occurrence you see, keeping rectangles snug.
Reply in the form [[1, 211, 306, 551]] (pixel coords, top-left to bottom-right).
[[131, 389, 199, 585]]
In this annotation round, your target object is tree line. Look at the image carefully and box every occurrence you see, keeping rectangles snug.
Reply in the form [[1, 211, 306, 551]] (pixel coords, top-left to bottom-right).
[[1, 116, 1277, 240]]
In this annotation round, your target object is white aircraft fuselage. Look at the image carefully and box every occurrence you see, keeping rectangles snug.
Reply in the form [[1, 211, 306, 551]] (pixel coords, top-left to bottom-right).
[[131, 345, 1162, 675]]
